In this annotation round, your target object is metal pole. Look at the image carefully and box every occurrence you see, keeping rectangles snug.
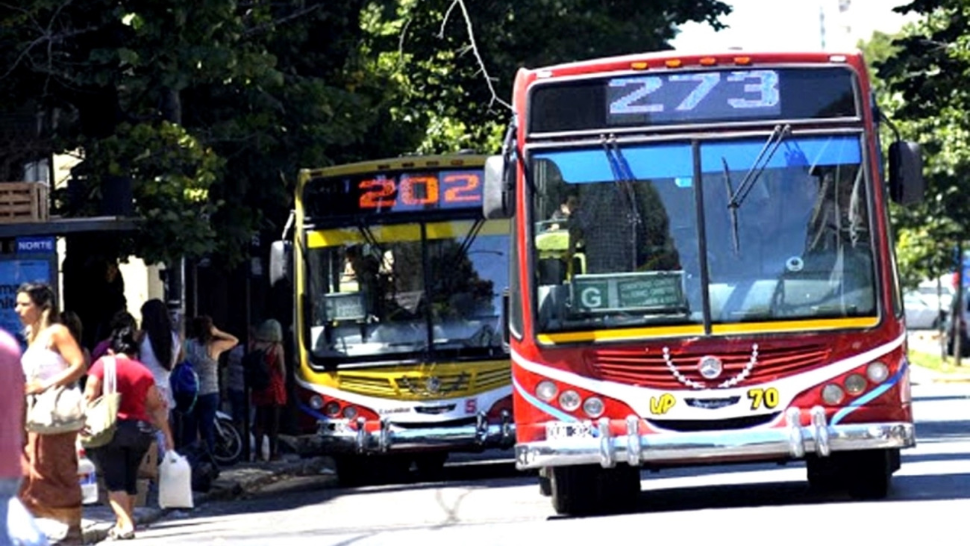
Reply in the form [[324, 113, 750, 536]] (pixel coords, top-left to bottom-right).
[[242, 272, 252, 462], [955, 242, 964, 365]]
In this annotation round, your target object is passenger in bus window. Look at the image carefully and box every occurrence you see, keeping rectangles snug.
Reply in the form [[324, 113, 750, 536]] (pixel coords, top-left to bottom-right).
[[547, 194, 577, 231], [568, 183, 679, 275], [342, 245, 385, 320]]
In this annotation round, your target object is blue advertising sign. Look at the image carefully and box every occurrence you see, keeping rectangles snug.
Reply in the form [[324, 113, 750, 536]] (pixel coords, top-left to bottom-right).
[[0, 259, 53, 347], [16, 236, 56, 254]]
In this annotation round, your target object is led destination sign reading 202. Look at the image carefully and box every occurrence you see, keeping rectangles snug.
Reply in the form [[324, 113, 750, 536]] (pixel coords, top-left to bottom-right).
[[304, 169, 484, 217], [528, 67, 857, 133], [606, 70, 781, 124]]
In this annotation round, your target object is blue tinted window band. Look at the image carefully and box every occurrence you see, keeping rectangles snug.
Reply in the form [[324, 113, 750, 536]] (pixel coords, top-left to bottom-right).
[[534, 135, 860, 184], [703, 135, 861, 173]]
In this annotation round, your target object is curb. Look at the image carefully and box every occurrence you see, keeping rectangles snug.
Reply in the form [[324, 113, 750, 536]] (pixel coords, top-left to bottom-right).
[[909, 363, 970, 384], [82, 455, 336, 544], [927, 375, 970, 384]]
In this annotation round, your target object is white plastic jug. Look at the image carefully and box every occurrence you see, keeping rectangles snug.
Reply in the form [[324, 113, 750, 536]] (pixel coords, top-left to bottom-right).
[[77, 450, 98, 505], [158, 451, 194, 509]]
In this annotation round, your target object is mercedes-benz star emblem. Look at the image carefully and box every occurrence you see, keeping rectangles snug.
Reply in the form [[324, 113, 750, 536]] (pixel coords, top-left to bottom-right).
[[697, 356, 723, 380], [425, 376, 442, 394]]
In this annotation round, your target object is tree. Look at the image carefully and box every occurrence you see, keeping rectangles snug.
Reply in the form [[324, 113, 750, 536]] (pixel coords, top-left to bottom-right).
[[0, 0, 731, 268], [0, 1, 398, 266], [363, 0, 731, 153], [868, 2, 970, 289]]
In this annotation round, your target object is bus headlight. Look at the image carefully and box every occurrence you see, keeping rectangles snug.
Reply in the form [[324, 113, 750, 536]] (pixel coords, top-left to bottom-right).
[[844, 374, 867, 395], [867, 361, 890, 383], [323, 401, 341, 417], [558, 390, 581, 412], [342, 406, 358, 419], [821, 384, 845, 405], [309, 395, 324, 410], [582, 397, 605, 418], [536, 381, 558, 402]]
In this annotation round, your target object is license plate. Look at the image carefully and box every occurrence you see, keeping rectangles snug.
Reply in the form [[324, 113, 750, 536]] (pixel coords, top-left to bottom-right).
[[545, 421, 594, 440]]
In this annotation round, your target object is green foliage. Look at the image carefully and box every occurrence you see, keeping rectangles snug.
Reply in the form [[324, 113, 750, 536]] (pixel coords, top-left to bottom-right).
[[0, 0, 730, 267], [363, 0, 731, 153], [72, 122, 224, 263], [867, 1, 970, 287]]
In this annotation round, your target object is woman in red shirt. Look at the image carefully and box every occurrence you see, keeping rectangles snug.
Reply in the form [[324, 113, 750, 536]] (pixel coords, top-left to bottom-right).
[[251, 319, 287, 461], [84, 325, 174, 540]]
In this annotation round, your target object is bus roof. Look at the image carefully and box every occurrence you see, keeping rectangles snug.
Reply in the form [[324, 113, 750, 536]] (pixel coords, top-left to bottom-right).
[[302, 154, 489, 179], [521, 49, 866, 78]]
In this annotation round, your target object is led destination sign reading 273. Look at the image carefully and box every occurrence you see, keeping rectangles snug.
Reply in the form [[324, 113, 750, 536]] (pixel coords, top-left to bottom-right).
[[607, 70, 780, 124], [304, 169, 484, 218], [528, 66, 857, 133]]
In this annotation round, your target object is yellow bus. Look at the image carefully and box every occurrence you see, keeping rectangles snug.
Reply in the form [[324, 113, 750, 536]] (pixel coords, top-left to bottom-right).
[[270, 154, 513, 482]]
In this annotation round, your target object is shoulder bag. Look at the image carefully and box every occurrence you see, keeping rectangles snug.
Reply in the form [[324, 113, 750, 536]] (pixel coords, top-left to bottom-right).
[[80, 356, 122, 448], [25, 382, 86, 435]]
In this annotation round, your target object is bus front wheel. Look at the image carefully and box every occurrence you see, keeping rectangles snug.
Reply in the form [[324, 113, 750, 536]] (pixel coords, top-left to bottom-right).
[[806, 448, 899, 500], [844, 448, 898, 500], [549, 464, 640, 516]]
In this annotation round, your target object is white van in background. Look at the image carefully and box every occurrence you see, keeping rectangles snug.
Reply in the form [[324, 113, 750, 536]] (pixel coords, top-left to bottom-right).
[[918, 275, 955, 314]]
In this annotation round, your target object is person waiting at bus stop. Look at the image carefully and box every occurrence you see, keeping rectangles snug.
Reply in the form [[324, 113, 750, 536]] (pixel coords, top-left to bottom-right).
[[250, 319, 287, 462]]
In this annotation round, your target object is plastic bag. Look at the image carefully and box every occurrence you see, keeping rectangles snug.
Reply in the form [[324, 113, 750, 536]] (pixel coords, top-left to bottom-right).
[[158, 451, 194, 509]]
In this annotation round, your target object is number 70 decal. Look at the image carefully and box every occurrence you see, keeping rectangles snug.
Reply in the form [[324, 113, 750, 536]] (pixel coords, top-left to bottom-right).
[[746, 387, 780, 410]]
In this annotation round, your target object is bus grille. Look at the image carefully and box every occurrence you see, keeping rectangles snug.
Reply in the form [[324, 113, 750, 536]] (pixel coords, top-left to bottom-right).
[[648, 413, 779, 432], [589, 342, 831, 390], [337, 362, 511, 400]]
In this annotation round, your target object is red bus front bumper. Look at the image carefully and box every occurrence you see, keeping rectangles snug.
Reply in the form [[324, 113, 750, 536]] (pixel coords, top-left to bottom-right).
[[514, 406, 914, 470]]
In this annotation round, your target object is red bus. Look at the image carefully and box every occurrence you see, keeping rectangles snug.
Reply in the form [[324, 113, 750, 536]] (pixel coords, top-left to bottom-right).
[[482, 50, 925, 515]]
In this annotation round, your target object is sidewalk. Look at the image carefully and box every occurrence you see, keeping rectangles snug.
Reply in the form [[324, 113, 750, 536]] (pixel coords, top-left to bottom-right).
[[79, 454, 337, 544], [909, 362, 970, 384]]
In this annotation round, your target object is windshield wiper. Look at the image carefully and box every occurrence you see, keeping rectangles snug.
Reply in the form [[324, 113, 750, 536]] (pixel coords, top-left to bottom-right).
[[454, 218, 486, 260], [356, 222, 385, 258], [722, 157, 741, 255], [602, 137, 644, 269], [727, 124, 791, 209]]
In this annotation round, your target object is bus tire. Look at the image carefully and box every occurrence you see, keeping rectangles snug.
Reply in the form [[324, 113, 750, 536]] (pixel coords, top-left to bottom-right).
[[538, 467, 552, 497], [806, 455, 843, 493], [413, 453, 448, 481], [550, 465, 600, 515], [549, 464, 640, 516], [844, 449, 896, 500], [334, 455, 368, 487]]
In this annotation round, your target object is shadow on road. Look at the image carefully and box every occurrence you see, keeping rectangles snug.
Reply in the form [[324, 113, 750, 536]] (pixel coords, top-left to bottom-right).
[[548, 468, 970, 521], [915, 420, 970, 442]]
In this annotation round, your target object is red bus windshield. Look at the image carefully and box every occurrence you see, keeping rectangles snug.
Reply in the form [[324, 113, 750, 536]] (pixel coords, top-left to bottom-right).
[[529, 132, 875, 333]]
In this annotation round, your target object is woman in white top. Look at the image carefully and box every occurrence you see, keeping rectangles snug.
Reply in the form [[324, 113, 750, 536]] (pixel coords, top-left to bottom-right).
[[138, 298, 181, 409], [14, 282, 87, 544]]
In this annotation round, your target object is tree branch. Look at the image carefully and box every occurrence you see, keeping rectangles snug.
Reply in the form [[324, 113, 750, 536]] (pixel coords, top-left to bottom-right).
[[242, 4, 323, 38], [439, 0, 511, 111]]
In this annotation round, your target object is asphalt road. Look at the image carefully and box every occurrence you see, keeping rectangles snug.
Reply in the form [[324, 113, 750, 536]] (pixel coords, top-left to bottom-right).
[[113, 381, 970, 546]]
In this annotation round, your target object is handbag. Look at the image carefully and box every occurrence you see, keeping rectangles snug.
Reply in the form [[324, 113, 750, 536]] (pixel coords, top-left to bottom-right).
[[24, 382, 86, 435], [80, 356, 122, 449]]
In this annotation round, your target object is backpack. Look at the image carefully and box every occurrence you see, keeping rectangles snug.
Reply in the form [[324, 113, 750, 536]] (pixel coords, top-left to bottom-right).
[[243, 348, 271, 391], [170, 360, 199, 414]]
